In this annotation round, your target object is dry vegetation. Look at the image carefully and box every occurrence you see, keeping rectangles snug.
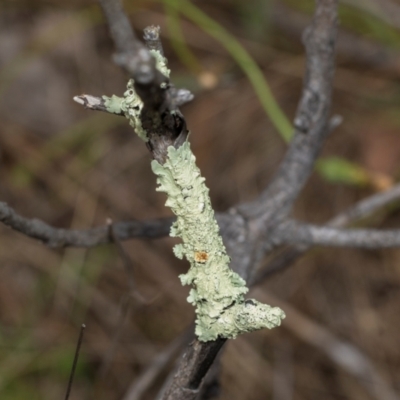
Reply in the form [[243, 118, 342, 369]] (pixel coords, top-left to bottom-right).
[[1, 0, 400, 399]]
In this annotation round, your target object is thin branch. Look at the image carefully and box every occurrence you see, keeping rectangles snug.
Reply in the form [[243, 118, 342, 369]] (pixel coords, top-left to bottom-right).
[[272, 1, 400, 76], [98, 0, 156, 85], [282, 221, 400, 249], [157, 338, 226, 400], [0, 201, 173, 247], [255, 183, 400, 281], [73, 94, 124, 115], [329, 184, 400, 228], [64, 324, 86, 400], [249, 0, 338, 221], [0, 200, 238, 249]]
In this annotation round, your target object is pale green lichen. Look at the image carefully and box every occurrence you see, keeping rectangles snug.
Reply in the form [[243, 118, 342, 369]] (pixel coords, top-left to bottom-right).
[[103, 49, 170, 142], [103, 80, 147, 141], [107, 45, 286, 341], [151, 140, 285, 342], [149, 49, 170, 78]]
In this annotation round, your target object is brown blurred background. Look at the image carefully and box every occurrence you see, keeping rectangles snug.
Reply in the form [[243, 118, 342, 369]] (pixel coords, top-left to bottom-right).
[[1, 0, 400, 399]]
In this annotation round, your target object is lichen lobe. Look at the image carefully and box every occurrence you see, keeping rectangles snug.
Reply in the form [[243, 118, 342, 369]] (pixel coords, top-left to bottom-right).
[[103, 80, 147, 142], [151, 141, 285, 341]]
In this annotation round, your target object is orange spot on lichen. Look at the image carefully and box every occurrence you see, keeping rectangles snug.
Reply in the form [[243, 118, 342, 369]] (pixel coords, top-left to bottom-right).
[[194, 251, 208, 263]]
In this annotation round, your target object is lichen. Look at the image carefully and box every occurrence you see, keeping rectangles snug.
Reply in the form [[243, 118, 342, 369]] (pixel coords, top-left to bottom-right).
[[103, 49, 170, 142], [103, 80, 147, 141], [149, 49, 170, 78], [105, 44, 286, 342], [151, 140, 285, 341]]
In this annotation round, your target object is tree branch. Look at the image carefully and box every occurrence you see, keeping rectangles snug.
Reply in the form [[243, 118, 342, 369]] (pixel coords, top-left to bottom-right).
[[98, 0, 156, 85], [248, 0, 338, 221], [154, 1, 340, 397], [282, 221, 400, 249], [255, 183, 400, 281], [273, 1, 400, 76], [98, 0, 188, 165], [157, 339, 226, 400], [0, 201, 243, 249], [329, 184, 400, 228], [0, 201, 173, 247]]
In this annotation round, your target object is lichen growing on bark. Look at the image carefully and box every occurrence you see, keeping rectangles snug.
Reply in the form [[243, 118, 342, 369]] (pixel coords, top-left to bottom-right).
[[151, 140, 285, 341], [103, 80, 147, 141], [102, 48, 170, 141], [104, 45, 285, 342]]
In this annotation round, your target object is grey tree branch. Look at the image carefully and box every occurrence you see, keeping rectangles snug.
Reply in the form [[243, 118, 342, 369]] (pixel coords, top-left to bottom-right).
[[98, 0, 189, 165], [0, 201, 173, 247], [0, 199, 240, 250], [98, 0, 156, 85], [272, 1, 400, 76], [157, 338, 226, 400], [328, 183, 400, 228], [255, 183, 400, 281], [248, 0, 338, 223], [282, 222, 400, 249], [154, 1, 340, 398]]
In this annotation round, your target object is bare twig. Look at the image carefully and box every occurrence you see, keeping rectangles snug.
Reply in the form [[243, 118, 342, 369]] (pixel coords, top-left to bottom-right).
[[329, 184, 400, 228], [282, 222, 400, 249], [64, 324, 86, 400], [0, 199, 239, 249], [272, 1, 400, 76], [255, 183, 400, 281], [0, 201, 173, 247], [265, 184, 400, 250], [98, 0, 156, 85], [98, 0, 188, 165], [248, 0, 338, 221]]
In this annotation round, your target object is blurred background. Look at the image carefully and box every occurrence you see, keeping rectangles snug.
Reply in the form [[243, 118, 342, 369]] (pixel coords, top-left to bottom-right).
[[0, 0, 400, 399]]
